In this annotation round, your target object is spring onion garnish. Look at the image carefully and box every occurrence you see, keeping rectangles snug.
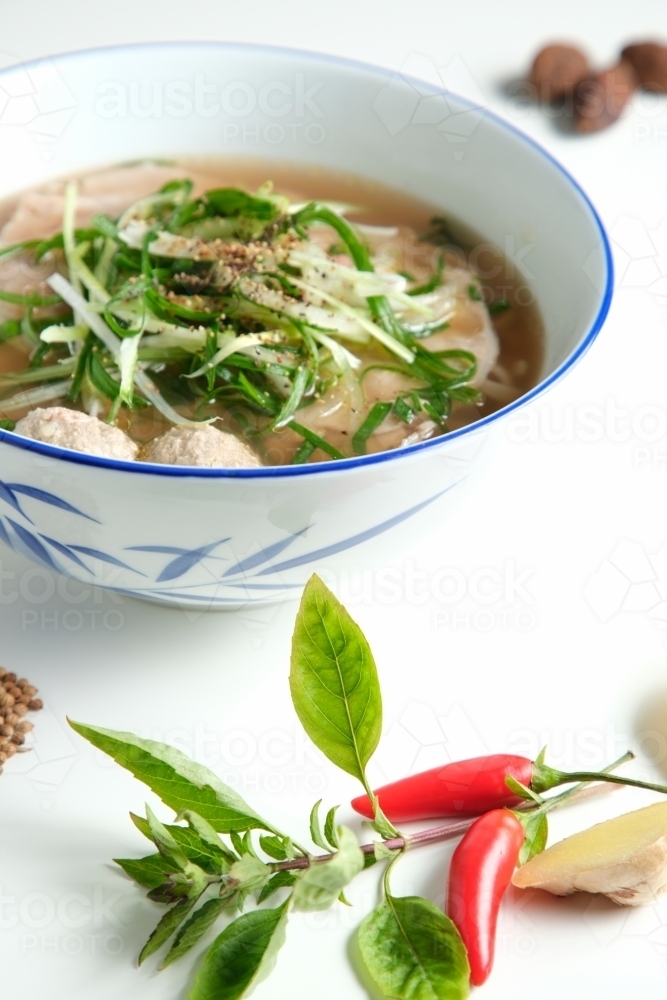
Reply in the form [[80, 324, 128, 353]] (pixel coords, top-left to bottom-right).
[[0, 176, 487, 462], [47, 273, 210, 429]]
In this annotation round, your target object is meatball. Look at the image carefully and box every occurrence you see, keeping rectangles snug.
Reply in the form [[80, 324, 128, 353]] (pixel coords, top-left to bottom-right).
[[141, 425, 262, 468], [14, 407, 138, 460]]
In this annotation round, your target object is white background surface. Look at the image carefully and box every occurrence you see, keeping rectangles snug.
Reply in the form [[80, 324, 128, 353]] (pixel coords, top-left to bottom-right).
[[1, 2, 667, 998]]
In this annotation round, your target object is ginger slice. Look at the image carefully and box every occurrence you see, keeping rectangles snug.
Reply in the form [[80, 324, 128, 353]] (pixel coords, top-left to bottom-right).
[[512, 801, 667, 906]]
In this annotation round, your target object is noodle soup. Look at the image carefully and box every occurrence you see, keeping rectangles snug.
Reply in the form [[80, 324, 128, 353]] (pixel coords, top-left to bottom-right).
[[0, 159, 543, 468]]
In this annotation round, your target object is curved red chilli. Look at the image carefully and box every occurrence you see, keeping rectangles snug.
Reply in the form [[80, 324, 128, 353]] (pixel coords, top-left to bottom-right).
[[446, 809, 525, 986], [351, 754, 533, 822]]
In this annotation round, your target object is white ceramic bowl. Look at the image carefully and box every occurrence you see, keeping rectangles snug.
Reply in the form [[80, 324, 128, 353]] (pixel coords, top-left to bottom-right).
[[0, 43, 612, 609]]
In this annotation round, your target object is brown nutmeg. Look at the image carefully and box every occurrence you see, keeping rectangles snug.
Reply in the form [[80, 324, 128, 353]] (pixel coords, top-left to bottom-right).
[[16, 720, 34, 734], [14, 703, 28, 717], [0, 693, 14, 709], [574, 60, 638, 133], [529, 43, 590, 101], [28, 698, 43, 711], [8, 685, 22, 699], [0, 724, 14, 738], [5, 712, 18, 726], [10, 733, 24, 746], [4, 673, 17, 685], [622, 41, 667, 93]]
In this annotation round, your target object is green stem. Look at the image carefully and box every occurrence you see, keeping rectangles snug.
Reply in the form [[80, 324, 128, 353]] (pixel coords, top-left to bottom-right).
[[530, 751, 636, 813], [382, 850, 401, 898]]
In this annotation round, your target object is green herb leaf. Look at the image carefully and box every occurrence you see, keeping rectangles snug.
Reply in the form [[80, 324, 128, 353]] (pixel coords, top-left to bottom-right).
[[91, 213, 119, 239], [179, 810, 237, 864], [324, 806, 340, 850], [259, 835, 289, 861], [160, 897, 228, 969], [518, 812, 548, 866], [228, 856, 272, 895], [289, 575, 382, 783], [373, 841, 395, 862], [309, 800, 329, 851], [358, 894, 470, 1000], [258, 871, 297, 903], [369, 801, 400, 840], [291, 826, 363, 912], [0, 419, 16, 431], [229, 831, 244, 857], [188, 900, 289, 1000], [114, 853, 173, 889], [139, 897, 199, 965], [230, 829, 257, 858], [131, 813, 233, 873], [69, 721, 273, 833], [145, 804, 192, 870], [206, 188, 279, 221]]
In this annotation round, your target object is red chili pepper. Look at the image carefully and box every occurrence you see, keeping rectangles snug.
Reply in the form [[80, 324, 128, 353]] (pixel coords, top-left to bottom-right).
[[446, 809, 525, 986], [351, 754, 533, 822]]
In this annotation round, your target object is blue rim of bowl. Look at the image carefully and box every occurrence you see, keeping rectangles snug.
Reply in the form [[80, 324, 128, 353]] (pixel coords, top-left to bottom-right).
[[0, 40, 613, 479]]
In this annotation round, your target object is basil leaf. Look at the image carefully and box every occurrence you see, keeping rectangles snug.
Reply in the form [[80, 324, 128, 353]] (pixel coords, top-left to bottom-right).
[[179, 810, 237, 864], [228, 856, 272, 895], [114, 853, 172, 889], [309, 800, 329, 851], [292, 826, 363, 912], [258, 871, 297, 903], [146, 804, 191, 870], [289, 575, 382, 782], [518, 812, 548, 866], [189, 900, 289, 1000], [373, 841, 395, 862], [69, 721, 272, 832], [131, 813, 232, 874], [259, 835, 288, 861], [139, 897, 198, 965], [161, 897, 228, 969], [324, 806, 340, 850], [370, 803, 400, 840], [358, 894, 470, 1000]]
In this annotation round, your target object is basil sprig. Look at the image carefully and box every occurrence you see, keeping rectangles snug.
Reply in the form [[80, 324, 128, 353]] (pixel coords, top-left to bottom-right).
[[70, 575, 471, 999]]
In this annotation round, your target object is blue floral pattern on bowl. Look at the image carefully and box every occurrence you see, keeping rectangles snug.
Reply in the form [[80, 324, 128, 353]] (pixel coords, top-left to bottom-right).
[[0, 476, 458, 606]]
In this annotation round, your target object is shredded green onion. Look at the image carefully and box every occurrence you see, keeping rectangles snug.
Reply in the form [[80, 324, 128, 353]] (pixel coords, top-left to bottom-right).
[[0, 177, 489, 462]]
